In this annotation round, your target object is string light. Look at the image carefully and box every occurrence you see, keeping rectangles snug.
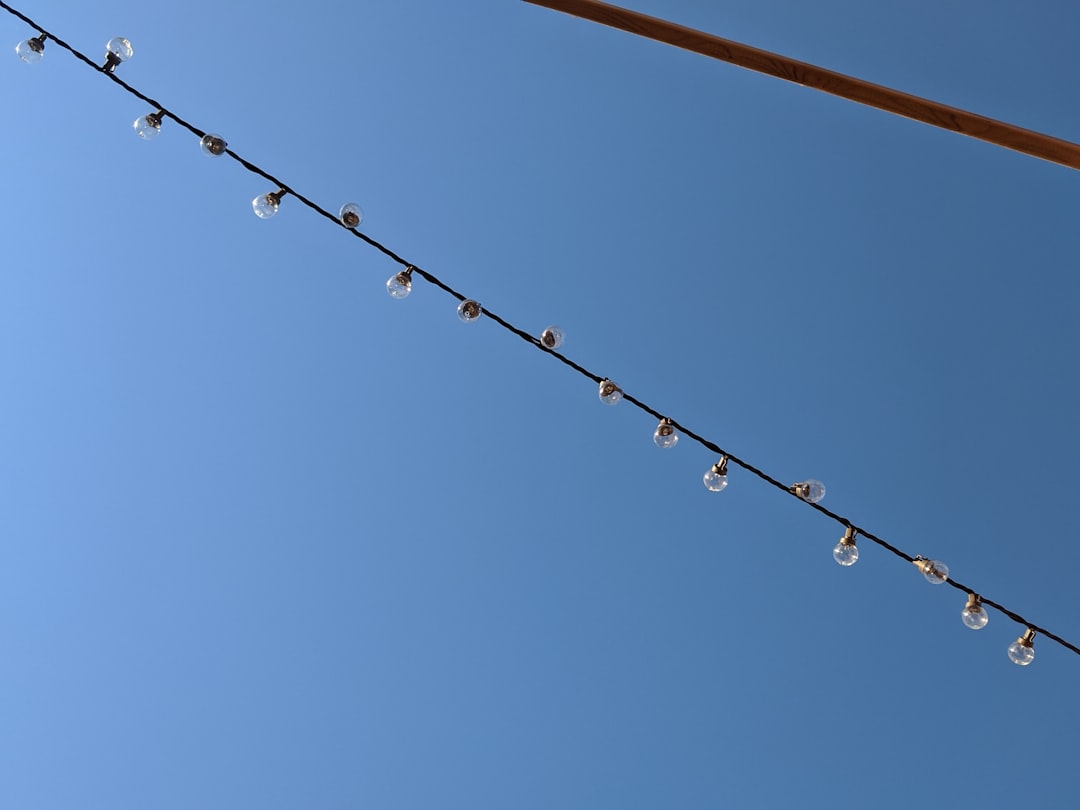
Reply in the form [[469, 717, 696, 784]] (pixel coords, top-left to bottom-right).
[[133, 110, 164, 140], [540, 326, 564, 350], [339, 202, 363, 229], [833, 526, 858, 566], [598, 379, 622, 405], [457, 299, 482, 322], [199, 133, 228, 157], [1008, 629, 1036, 666], [103, 36, 132, 73], [702, 457, 728, 492], [5, 2, 1077, 668], [252, 189, 286, 219], [789, 479, 826, 504], [14, 32, 44, 62], [962, 593, 989, 630], [912, 556, 949, 585], [386, 266, 413, 299], [653, 418, 678, 449]]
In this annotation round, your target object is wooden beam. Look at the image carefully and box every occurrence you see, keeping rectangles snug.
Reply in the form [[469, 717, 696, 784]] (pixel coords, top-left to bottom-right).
[[524, 0, 1080, 171]]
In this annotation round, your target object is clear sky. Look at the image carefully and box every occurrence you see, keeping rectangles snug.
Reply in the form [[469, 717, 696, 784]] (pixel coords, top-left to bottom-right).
[[2, 1, 1078, 808]]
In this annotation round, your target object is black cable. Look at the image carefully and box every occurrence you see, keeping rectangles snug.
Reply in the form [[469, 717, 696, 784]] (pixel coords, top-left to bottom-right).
[[3, 0, 1075, 659]]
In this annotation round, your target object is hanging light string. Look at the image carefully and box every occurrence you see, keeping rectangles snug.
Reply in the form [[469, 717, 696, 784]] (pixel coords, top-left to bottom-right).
[[3, 2, 1076, 662]]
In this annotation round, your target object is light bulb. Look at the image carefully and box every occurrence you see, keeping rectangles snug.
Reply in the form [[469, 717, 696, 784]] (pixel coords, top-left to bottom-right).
[[961, 593, 989, 630], [457, 299, 482, 322], [653, 418, 678, 449], [133, 110, 163, 140], [104, 36, 132, 72], [912, 556, 949, 585], [790, 479, 826, 503], [1007, 629, 1036, 666], [15, 34, 46, 63], [386, 268, 413, 299], [200, 134, 228, 156], [703, 457, 729, 492], [598, 379, 622, 405], [106, 36, 133, 60], [540, 326, 564, 350], [252, 189, 285, 219], [833, 526, 859, 566], [339, 202, 363, 228]]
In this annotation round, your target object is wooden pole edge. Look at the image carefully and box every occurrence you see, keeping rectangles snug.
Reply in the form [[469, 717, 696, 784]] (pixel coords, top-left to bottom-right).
[[524, 0, 1080, 171]]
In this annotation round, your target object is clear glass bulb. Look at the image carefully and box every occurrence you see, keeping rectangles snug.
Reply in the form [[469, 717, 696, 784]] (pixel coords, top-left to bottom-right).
[[200, 134, 228, 156], [833, 540, 859, 566], [1008, 633, 1035, 666], [540, 326, 564, 350], [339, 202, 363, 228], [16, 36, 45, 63], [653, 419, 678, 449], [106, 37, 134, 61], [703, 468, 728, 492], [457, 299, 482, 322], [386, 271, 412, 299], [1007, 642, 1035, 666], [791, 479, 826, 503], [914, 558, 949, 585], [252, 191, 282, 219], [598, 379, 622, 405], [833, 527, 858, 566], [133, 112, 162, 140], [961, 598, 989, 630]]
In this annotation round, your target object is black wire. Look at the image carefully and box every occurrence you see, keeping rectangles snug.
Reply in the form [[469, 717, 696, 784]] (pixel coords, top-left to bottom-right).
[[3, 0, 1076, 659]]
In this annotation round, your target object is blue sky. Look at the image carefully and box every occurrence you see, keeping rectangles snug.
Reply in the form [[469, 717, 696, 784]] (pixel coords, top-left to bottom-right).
[[2, 1, 1078, 807]]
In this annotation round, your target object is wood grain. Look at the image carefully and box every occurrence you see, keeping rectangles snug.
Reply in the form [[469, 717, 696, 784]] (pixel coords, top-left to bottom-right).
[[525, 0, 1080, 171]]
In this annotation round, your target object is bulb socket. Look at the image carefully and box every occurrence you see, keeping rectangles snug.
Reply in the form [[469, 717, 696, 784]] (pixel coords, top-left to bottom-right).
[[713, 456, 729, 476], [840, 526, 857, 545], [965, 593, 982, 612], [1018, 628, 1036, 647], [103, 51, 122, 73]]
